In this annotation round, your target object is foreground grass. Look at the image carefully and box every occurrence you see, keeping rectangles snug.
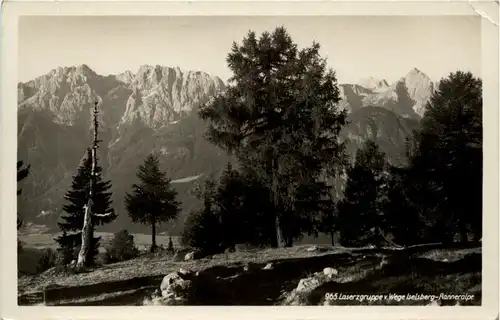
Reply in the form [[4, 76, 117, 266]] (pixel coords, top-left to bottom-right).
[[18, 245, 338, 294], [18, 245, 481, 306]]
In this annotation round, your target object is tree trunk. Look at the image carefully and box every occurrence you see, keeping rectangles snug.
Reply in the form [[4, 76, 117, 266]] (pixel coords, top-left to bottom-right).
[[76, 202, 92, 269], [275, 215, 284, 248], [76, 144, 97, 269], [330, 230, 335, 247], [150, 217, 157, 253], [76, 101, 100, 270]]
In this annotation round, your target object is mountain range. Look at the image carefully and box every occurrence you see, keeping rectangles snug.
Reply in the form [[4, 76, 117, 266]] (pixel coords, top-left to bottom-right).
[[17, 64, 434, 236]]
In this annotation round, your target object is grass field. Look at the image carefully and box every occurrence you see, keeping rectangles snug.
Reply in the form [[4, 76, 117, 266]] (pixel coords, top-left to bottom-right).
[[18, 243, 481, 306], [18, 231, 183, 276]]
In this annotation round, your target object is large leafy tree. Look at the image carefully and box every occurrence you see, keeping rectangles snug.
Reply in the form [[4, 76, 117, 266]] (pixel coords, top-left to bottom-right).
[[406, 71, 482, 243], [199, 27, 347, 247], [55, 148, 117, 265], [337, 140, 387, 247], [125, 153, 181, 252]]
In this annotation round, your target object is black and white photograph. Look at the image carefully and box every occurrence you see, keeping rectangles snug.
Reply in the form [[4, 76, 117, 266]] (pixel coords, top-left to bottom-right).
[[1, 1, 499, 318]]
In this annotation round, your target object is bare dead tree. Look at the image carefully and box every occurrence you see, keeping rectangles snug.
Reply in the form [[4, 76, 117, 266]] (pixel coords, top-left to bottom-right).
[[76, 101, 113, 269]]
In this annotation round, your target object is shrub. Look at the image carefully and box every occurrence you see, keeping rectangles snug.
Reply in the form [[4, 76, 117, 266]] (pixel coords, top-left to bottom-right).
[[105, 229, 139, 263], [36, 248, 58, 273], [167, 236, 174, 252], [181, 209, 222, 254], [95, 251, 110, 266]]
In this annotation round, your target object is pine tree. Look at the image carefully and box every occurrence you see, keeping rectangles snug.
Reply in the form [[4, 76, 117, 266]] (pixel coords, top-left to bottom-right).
[[337, 140, 387, 247], [55, 148, 117, 265], [181, 178, 222, 253], [125, 153, 181, 252], [17, 160, 30, 230], [216, 162, 245, 250], [199, 27, 347, 247], [167, 236, 174, 252], [383, 166, 423, 246], [106, 229, 138, 262], [406, 71, 482, 243]]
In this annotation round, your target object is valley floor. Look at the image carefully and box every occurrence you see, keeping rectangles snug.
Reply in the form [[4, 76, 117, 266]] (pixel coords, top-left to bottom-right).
[[18, 244, 481, 306]]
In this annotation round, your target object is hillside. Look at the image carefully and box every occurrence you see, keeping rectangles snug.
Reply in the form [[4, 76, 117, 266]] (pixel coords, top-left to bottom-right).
[[17, 65, 433, 235], [18, 244, 481, 306]]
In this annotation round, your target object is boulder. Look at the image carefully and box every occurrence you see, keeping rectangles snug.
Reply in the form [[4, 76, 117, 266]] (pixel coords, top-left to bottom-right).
[[179, 268, 193, 276], [184, 252, 195, 261], [296, 277, 321, 294], [263, 263, 274, 270], [323, 267, 338, 278], [159, 272, 193, 305], [173, 248, 191, 262], [160, 272, 182, 293], [282, 268, 338, 305]]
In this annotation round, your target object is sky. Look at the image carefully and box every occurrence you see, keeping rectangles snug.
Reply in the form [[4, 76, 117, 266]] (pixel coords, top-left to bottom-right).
[[18, 15, 481, 84]]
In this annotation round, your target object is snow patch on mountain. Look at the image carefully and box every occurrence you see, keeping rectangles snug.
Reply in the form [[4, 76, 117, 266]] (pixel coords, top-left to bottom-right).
[[357, 77, 389, 92], [171, 174, 204, 184]]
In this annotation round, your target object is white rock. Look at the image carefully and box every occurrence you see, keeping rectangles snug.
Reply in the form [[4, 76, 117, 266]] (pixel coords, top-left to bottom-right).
[[160, 271, 192, 302], [179, 268, 192, 275], [323, 267, 338, 278], [306, 246, 318, 252], [184, 252, 195, 261], [263, 263, 273, 270], [296, 277, 320, 293], [160, 272, 182, 295]]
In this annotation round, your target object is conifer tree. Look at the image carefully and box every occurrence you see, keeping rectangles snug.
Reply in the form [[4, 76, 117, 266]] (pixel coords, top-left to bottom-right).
[[167, 236, 174, 252], [405, 71, 482, 243], [17, 160, 30, 230], [199, 27, 347, 247], [181, 178, 222, 253], [125, 153, 181, 252], [55, 148, 117, 265], [337, 140, 387, 247], [216, 162, 245, 250], [75, 102, 117, 269], [382, 166, 423, 246]]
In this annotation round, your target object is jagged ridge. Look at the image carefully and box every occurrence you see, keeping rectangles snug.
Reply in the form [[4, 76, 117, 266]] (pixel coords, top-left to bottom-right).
[[17, 64, 430, 235]]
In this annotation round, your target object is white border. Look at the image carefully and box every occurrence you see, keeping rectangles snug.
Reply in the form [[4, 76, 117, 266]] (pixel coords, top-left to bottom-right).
[[1, 1, 498, 320]]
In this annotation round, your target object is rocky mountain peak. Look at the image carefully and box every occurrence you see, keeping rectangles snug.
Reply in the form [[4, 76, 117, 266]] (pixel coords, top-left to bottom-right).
[[400, 68, 434, 117], [116, 70, 135, 85], [404, 68, 431, 86], [18, 64, 226, 128], [357, 77, 389, 92], [118, 65, 226, 128]]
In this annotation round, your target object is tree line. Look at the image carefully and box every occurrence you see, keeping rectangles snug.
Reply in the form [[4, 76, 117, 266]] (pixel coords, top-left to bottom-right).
[[17, 27, 482, 267]]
